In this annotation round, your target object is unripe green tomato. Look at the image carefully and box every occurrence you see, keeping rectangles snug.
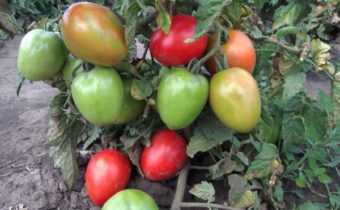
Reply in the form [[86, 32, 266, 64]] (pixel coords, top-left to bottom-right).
[[209, 67, 261, 133], [102, 189, 159, 210], [156, 68, 209, 130], [71, 67, 124, 126], [62, 54, 84, 84], [17, 29, 68, 81], [113, 79, 146, 124]]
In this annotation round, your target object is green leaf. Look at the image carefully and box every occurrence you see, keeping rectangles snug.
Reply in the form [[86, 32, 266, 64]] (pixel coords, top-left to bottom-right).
[[189, 181, 215, 202], [131, 79, 153, 100], [124, 1, 139, 60], [189, 0, 232, 42], [303, 101, 327, 143], [276, 26, 299, 38], [187, 111, 234, 157], [223, 1, 242, 25], [228, 174, 247, 206], [329, 193, 340, 209], [318, 174, 332, 184], [81, 125, 102, 149], [283, 68, 306, 101], [273, 182, 284, 202], [282, 115, 305, 152], [298, 201, 329, 210], [244, 143, 279, 179], [253, 43, 277, 78], [273, 1, 311, 30], [318, 90, 334, 113], [253, 0, 269, 10], [295, 171, 307, 188], [47, 93, 84, 189], [155, 0, 171, 34]]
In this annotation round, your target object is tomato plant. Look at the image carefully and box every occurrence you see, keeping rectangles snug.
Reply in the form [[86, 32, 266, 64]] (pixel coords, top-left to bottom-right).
[[17, 29, 68, 81], [61, 2, 128, 67], [156, 67, 208, 130], [140, 129, 188, 181], [150, 14, 208, 66], [14, 0, 339, 209], [209, 67, 261, 133], [85, 149, 131, 206], [102, 189, 159, 210]]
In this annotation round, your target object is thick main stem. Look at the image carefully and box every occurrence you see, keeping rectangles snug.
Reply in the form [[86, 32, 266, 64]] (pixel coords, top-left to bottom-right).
[[171, 164, 190, 210]]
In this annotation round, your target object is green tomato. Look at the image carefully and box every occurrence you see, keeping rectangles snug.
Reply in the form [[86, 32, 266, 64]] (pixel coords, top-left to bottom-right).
[[62, 54, 84, 84], [102, 189, 158, 210], [113, 79, 146, 124], [157, 68, 209, 130], [17, 29, 68, 81], [71, 67, 124, 126], [209, 67, 261, 133]]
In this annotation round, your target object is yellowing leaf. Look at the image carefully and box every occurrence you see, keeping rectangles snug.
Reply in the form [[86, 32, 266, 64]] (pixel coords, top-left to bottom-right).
[[235, 190, 255, 209]]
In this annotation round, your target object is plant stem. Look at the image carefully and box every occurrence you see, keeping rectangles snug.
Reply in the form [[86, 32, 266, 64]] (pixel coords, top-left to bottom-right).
[[250, 35, 301, 55], [171, 163, 190, 210], [190, 165, 210, 170], [179, 202, 242, 210]]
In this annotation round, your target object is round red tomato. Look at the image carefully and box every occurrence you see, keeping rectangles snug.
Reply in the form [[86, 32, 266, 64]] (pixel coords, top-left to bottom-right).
[[205, 30, 256, 75], [150, 14, 208, 66], [140, 129, 188, 181], [85, 149, 131, 206], [61, 2, 128, 66]]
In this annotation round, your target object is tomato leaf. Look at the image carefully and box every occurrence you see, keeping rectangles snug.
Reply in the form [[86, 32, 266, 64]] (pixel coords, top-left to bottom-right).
[[318, 90, 334, 113], [283, 67, 306, 101], [189, 0, 232, 42], [244, 143, 279, 179], [273, 1, 311, 30], [234, 190, 255, 209], [187, 110, 234, 157], [81, 125, 102, 149], [209, 153, 238, 179], [47, 93, 85, 190], [253, 43, 277, 78], [298, 201, 329, 210], [189, 181, 215, 202], [223, 1, 242, 25], [131, 79, 153, 100], [282, 114, 305, 152], [228, 174, 247, 206], [155, 0, 171, 34], [124, 1, 139, 61]]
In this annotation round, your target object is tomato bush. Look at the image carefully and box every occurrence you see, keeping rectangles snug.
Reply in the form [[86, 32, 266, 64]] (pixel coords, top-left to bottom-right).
[[140, 129, 188, 181], [17, 29, 68, 81], [85, 149, 131, 206], [102, 189, 159, 210], [61, 2, 128, 66], [150, 14, 208, 66], [15, 0, 339, 209]]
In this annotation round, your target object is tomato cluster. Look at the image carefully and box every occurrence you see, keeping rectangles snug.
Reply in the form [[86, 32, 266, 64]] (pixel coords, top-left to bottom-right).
[[17, 1, 262, 208]]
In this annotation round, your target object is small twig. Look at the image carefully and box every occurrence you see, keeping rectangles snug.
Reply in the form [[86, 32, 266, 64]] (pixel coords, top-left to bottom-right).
[[190, 165, 210, 170], [179, 202, 242, 210], [250, 35, 301, 55], [171, 163, 190, 210]]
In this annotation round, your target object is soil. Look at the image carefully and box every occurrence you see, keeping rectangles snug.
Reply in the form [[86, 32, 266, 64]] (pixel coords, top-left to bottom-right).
[[0, 36, 338, 210]]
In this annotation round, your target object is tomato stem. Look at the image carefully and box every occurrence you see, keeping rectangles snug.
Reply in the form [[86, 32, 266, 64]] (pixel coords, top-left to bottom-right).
[[179, 202, 242, 210], [170, 163, 190, 210]]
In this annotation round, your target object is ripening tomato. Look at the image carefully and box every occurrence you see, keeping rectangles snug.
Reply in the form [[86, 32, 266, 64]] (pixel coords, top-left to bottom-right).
[[71, 67, 124, 126], [62, 54, 84, 84], [61, 2, 128, 66], [205, 30, 256, 75], [209, 68, 261, 133], [150, 14, 208, 66], [85, 149, 131, 206], [156, 68, 208, 130], [17, 29, 68, 81], [140, 129, 188, 181], [102, 189, 159, 210]]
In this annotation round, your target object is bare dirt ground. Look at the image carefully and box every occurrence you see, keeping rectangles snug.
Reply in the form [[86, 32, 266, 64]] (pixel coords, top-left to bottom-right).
[[0, 36, 337, 210]]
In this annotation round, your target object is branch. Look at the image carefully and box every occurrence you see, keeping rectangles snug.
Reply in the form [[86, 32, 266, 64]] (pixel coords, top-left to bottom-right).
[[179, 202, 242, 210], [171, 163, 190, 210], [250, 35, 301, 55]]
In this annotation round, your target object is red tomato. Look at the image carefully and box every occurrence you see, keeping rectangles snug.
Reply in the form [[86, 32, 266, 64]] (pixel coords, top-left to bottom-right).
[[150, 14, 208, 66], [140, 129, 188, 181], [85, 149, 131, 206], [206, 30, 256, 75]]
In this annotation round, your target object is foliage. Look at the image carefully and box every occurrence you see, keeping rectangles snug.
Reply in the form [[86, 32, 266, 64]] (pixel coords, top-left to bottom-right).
[[15, 0, 340, 209]]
